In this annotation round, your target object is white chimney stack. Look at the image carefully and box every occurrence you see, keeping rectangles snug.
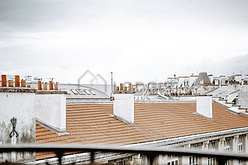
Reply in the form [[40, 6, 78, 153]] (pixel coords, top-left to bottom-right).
[[196, 96, 212, 119], [35, 90, 68, 135], [114, 93, 134, 124]]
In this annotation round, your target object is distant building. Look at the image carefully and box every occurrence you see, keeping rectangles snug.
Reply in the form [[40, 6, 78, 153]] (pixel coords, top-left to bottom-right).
[[1, 73, 248, 164]]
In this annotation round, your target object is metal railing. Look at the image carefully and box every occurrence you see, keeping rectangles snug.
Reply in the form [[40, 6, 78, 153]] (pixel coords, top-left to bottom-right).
[[1, 144, 248, 165]]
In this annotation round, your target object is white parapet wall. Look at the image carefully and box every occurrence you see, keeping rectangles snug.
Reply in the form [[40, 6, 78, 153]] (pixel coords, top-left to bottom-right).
[[114, 93, 134, 124], [35, 91, 67, 135], [0, 88, 36, 162], [242, 85, 248, 92], [196, 96, 212, 119], [238, 92, 248, 108]]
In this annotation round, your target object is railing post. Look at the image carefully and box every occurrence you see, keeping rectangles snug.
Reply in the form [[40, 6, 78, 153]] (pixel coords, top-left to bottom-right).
[[146, 152, 157, 165], [90, 151, 95, 165], [216, 156, 227, 165], [55, 151, 64, 165]]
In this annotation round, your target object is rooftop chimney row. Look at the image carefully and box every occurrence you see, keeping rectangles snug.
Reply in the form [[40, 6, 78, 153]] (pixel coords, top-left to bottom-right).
[[115, 83, 134, 94], [1, 75, 59, 90]]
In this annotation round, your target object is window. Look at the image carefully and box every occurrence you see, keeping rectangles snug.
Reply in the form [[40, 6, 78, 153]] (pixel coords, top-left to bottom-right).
[[189, 156, 198, 165], [237, 136, 243, 153], [224, 138, 231, 165], [224, 138, 230, 152], [208, 157, 216, 165], [167, 155, 178, 165], [238, 136, 244, 165], [208, 141, 216, 165], [189, 143, 201, 165], [167, 160, 178, 165], [209, 141, 216, 150], [239, 160, 244, 165]]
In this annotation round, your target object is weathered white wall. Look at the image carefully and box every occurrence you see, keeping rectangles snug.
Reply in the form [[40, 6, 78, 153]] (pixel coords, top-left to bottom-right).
[[178, 77, 189, 87], [189, 76, 198, 86], [35, 94, 66, 132], [228, 84, 241, 94], [114, 94, 134, 123], [235, 75, 242, 82], [198, 86, 216, 95], [238, 92, 248, 108], [242, 85, 248, 92], [0, 91, 36, 162], [147, 95, 158, 100], [196, 96, 212, 119]]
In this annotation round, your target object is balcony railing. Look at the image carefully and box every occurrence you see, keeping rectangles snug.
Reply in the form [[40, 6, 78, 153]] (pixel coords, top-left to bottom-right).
[[1, 144, 248, 165]]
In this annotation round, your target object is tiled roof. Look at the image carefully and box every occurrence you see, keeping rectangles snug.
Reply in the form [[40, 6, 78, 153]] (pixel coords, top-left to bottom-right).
[[36, 103, 248, 160]]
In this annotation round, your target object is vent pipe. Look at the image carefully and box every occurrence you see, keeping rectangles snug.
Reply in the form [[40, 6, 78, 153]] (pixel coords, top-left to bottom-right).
[[128, 84, 132, 91], [49, 81, 53, 90], [15, 75, 20, 87], [54, 82, 58, 90], [111, 72, 113, 93], [120, 83, 123, 91], [21, 79, 26, 87], [124, 86, 128, 91], [43, 82, 47, 90], [38, 81, 42, 90], [8, 80, 13, 87], [1, 75, 7, 87]]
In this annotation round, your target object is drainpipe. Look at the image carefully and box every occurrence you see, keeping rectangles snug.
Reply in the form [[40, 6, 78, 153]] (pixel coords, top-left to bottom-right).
[[110, 72, 114, 101], [111, 72, 113, 94]]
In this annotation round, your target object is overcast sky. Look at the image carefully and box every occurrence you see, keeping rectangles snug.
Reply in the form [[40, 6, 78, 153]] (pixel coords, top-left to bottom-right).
[[1, 0, 248, 84]]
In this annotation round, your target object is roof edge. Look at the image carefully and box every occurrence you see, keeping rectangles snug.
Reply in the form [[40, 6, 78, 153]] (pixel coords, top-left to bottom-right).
[[36, 118, 69, 136], [109, 114, 136, 127], [126, 127, 248, 148]]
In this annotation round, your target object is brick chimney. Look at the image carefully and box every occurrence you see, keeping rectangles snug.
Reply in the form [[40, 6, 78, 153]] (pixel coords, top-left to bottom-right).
[[1, 75, 7, 87]]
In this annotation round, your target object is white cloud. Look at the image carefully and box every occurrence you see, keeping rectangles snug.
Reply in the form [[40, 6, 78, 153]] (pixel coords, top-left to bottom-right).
[[1, 0, 248, 83]]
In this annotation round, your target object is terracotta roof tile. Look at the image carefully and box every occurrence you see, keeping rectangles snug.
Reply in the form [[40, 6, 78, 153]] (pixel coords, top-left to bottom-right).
[[36, 103, 248, 160]]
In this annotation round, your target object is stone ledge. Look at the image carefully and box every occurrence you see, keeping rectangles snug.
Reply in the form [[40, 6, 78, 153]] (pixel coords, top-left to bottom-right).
[[0, 87, 67, 94], [0, 87, 36, 93], [35, 90, 67, 95]]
